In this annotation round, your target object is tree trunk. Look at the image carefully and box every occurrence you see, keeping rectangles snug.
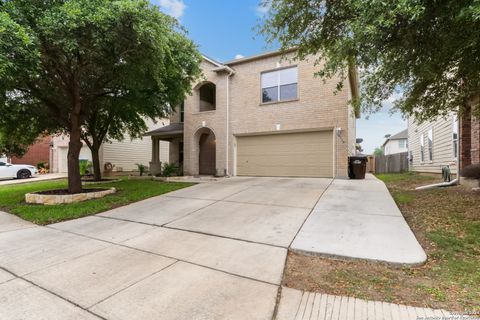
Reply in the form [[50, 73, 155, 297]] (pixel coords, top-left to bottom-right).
[[91, 144, 102, 181], [67, 117, 83, 193], [68, 80, 83, 194]]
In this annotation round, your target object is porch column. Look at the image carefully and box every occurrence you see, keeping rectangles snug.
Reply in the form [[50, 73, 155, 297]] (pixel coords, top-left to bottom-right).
[[151, 137, 159, 162], [150, 137, 162, 175]]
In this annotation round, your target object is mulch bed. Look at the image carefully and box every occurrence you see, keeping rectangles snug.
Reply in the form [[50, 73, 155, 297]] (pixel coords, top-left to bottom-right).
[[35, 188, 109, 195]]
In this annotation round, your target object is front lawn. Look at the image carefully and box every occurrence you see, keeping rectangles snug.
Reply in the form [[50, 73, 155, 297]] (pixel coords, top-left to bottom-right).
[[0, 178, 193, 225], [283, 172, 479, 312]]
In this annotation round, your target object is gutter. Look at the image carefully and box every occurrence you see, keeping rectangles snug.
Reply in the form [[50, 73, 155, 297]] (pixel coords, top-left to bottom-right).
[[212, 65, 235, 176]]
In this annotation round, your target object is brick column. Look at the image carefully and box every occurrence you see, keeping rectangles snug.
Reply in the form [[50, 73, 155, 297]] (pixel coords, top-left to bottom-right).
[[471, 115, 480, 165], [460, 110, 472, 169]]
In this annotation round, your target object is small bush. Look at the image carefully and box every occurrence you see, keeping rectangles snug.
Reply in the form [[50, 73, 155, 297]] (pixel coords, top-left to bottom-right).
[[162, 162, 179, 177], [79, 160, 92, 176], [37, 161, 49, 174], [135, 163, 147, 176], [37, 161, 48, 170], [460, 164, 480, 179]]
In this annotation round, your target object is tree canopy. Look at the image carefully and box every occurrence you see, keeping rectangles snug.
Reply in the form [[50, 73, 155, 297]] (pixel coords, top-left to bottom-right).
[[0, 0, 202, 192], [259, 0, 480, 121]]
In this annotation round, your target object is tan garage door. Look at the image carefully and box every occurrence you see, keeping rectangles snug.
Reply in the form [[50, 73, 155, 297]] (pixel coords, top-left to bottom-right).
[[236, 131, 334, 177]]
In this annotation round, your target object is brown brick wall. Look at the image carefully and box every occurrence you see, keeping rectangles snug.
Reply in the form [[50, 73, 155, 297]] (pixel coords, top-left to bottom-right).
[[11, 136, 52, 167], [460, 96, 480, 168], [471, 116, 480, 165], [181, 52, 355, 177], [460, 111, 472, 168]]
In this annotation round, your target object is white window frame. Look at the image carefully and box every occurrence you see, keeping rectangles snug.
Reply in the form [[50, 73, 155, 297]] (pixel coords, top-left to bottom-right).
[[398, 139, 406, 149], [420, 134, 425, 162], [428, 128, 433, 161], [261, 66, 298, 103], [452, 116, 458, 159]]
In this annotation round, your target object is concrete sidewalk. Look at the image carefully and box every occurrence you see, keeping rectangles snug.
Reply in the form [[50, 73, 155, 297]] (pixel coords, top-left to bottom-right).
[[276, 287, 453, 320], [0, 173, 66, 186], [0, 211, 35, 233], [291, 174, 427, 265]]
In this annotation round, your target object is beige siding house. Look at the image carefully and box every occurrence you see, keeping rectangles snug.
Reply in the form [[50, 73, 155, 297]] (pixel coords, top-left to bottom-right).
[[407, 114, 458, 174], [146, 49, 359, 178], [50, 119, 169, 173]]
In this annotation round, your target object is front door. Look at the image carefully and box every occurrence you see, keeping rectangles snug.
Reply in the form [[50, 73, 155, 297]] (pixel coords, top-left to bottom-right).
[[199, 132, 216, 175]]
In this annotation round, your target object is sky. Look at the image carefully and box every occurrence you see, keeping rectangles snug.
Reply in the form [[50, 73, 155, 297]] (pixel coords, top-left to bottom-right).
[[152, 0, 407, 154]]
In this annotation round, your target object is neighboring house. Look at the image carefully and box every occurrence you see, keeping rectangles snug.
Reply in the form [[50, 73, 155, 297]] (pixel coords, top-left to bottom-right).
[[145, 49, 359, 178], [50, 119, 169, 173], [408, 114, 459, 174], [382, 129, 408, 155], [408, 106, 480, 176], [10, 136, 52, 167]]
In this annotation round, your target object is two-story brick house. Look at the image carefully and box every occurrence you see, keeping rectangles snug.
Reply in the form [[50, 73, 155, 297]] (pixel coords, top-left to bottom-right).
[[146, 49, 359, 178]]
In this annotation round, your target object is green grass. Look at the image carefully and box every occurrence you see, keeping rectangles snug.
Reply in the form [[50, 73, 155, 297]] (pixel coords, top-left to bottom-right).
[[0, 178, 193, 225], [376, 171, 435, 183]]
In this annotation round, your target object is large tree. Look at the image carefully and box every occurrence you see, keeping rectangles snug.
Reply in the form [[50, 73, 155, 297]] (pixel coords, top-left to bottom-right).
[[0, 106, 45, 159], [259, 0, 480, 120], [80, 101, 172, 181], [0, 0, 201, 193]]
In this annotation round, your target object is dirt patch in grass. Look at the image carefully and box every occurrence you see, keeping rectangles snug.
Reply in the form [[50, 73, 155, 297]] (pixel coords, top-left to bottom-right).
[[283, 172, 479, 312]]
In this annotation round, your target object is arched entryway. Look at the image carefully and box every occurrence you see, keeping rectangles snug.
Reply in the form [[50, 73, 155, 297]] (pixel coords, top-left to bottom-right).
[[197, 128, 216, 175]]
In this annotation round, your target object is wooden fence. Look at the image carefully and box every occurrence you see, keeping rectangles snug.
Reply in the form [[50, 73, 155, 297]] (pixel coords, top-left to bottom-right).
[[374, 152, 409, 174]]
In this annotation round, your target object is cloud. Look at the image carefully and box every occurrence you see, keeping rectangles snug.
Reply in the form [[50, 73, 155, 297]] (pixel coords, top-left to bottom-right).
[[155, 0, 186, 19], [234, 54, 245, 59], [255, 1, 271, 17]]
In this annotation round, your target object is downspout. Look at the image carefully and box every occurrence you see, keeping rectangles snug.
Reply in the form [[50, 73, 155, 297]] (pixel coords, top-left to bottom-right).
[[225, 66, 234, 176], [212, 65, 235, 176]]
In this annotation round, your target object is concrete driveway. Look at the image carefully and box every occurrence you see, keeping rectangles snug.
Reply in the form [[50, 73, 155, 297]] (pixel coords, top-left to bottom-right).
[[0, 175, 425, 320]]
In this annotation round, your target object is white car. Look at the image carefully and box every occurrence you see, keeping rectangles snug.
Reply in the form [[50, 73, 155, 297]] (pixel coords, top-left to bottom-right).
[[0, 162, 38, 179]]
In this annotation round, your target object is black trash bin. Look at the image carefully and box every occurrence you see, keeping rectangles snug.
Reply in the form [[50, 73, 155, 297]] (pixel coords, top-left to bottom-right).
[[348, 156, 368, 179]]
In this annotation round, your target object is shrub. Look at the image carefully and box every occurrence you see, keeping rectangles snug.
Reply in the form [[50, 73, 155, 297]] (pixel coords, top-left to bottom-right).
[[460, 164, 480, 179], [37, 161, 48, 170], [79, 160, 92, 176], [162, 162, 179, 177], [135, 163, 147, 176]]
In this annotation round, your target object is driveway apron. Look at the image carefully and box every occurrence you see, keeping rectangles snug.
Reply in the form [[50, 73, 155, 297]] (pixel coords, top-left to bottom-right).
[[0, 175, 426, 319]]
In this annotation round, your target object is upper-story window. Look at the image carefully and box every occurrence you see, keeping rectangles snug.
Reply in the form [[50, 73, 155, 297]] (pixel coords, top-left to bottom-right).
[[261, 67, 298, 103], [452, 116, 458, 158], [199, 82, 216, 112], [398, 139, 406, 148]]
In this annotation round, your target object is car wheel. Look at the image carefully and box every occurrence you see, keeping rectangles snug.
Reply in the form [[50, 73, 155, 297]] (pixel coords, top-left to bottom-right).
[[17, 169, 31, 179]]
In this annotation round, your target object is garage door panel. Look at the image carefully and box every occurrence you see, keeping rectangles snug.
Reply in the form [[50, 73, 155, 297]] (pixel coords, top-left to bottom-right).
[[236, 131, 333, 178]]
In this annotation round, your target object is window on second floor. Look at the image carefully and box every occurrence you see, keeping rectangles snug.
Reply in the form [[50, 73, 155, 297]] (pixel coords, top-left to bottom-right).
[[199, 82, 216, 112], [398, 139, 406, 149], [261, 67, 298, 103], [428, 128, 433, 161]]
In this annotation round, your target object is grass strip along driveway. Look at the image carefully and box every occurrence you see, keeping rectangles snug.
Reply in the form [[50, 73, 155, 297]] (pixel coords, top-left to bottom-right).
[[0, 178, 193, 225], [283, 172, 479, 313]]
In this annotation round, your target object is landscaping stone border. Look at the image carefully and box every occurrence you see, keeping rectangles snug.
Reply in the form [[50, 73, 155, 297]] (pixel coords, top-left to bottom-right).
[[25, 188, 116, 205]]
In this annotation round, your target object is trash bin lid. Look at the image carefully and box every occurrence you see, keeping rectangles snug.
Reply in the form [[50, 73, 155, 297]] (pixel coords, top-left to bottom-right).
[[349, 156, 368, 162]]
